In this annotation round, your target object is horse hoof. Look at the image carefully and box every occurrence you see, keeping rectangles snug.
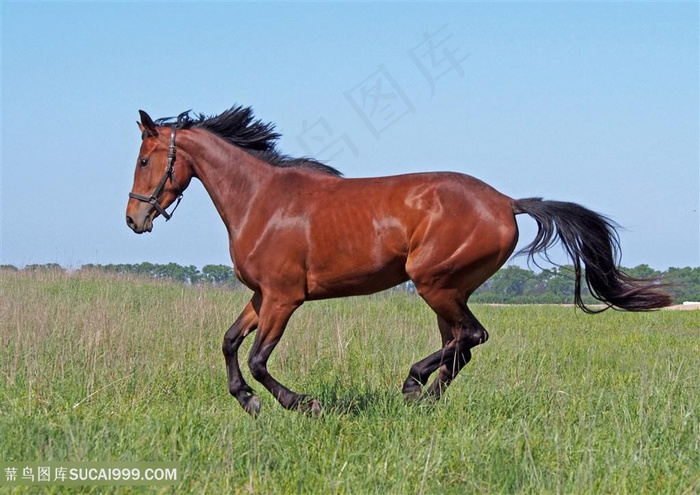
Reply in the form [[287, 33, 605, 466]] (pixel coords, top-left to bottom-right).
[[298, 397, 322, 416], [243, 395, 261, 417], [308, 399, 322, 416]]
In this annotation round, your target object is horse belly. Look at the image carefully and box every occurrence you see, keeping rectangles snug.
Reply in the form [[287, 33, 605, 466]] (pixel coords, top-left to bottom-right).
[[306, 260, 409, 299], [305, 219, 410, 299]]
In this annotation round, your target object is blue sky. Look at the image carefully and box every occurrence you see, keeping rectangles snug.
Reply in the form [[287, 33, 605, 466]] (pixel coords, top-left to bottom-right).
[[2, 2, 698, 270]]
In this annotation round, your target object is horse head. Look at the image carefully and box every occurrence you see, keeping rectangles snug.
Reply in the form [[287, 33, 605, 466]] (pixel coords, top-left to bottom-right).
[[126, 110, 194, 233]]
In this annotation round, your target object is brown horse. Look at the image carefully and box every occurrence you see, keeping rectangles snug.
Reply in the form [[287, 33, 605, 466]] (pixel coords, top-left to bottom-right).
[[126, 105, 671, 415]]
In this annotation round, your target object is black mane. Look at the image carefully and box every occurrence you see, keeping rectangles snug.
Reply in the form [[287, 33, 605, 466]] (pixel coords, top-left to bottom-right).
[[156, 106, 342, 177]]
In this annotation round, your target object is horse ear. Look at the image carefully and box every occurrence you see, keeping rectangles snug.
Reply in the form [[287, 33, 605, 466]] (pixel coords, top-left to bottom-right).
[[138, 110, 159, 138]]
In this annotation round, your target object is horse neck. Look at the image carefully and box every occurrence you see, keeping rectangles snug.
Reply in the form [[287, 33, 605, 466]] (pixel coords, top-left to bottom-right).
[[178, 129, 268, 234]]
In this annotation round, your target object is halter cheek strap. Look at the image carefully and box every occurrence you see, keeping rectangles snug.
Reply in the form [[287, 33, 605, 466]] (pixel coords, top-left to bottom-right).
[[128, 123, 183, 221]]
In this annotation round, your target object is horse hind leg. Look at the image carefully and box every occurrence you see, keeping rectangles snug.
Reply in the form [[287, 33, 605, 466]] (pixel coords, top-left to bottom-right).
[[423, 306, 488, 399], [402, 288, 488, 401], [401, 316, 453, 400]]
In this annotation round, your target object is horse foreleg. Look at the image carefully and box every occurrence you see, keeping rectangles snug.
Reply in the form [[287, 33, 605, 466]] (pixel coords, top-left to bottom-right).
[[222, 295, 260, 415], [247, 297, 320, 415]]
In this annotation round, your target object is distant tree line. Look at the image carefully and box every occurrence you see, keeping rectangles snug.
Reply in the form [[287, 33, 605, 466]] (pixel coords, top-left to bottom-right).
[[83, 263, 243, 288], [470, 264, 700, 305], [0, 262, 242, 289], [2, 263, 698, 303]]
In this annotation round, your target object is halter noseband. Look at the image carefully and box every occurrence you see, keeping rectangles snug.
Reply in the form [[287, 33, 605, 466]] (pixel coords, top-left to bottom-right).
[[128, 123, 183, 221]]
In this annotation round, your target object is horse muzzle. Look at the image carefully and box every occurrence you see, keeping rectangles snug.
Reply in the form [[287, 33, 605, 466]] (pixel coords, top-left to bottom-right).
[[126, 206, 153, 234]]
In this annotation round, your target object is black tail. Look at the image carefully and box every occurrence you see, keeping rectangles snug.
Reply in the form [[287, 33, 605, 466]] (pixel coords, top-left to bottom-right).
[[513, 198, 672, 313]]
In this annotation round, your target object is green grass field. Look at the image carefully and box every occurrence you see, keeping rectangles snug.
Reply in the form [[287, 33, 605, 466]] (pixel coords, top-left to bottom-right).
[[2, 269, 699, 494]]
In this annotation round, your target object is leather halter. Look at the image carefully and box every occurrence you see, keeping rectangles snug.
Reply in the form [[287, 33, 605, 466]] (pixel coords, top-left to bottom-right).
[[128, 123, 183, 221]]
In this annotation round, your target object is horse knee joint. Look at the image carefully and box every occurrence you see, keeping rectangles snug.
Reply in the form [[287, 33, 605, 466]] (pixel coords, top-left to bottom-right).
[[222, 337, 236, 356], [248, 355, 267, 381]]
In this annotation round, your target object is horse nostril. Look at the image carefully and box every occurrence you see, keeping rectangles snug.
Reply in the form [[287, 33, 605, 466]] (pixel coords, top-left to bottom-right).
[[126, 215, 136, 229]]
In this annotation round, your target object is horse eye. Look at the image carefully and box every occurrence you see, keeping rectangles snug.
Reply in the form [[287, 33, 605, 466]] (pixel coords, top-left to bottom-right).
[[140, 157, 149, 167]]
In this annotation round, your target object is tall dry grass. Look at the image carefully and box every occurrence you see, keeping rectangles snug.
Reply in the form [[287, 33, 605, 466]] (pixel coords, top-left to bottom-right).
[[2, 268, 699, 493]]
